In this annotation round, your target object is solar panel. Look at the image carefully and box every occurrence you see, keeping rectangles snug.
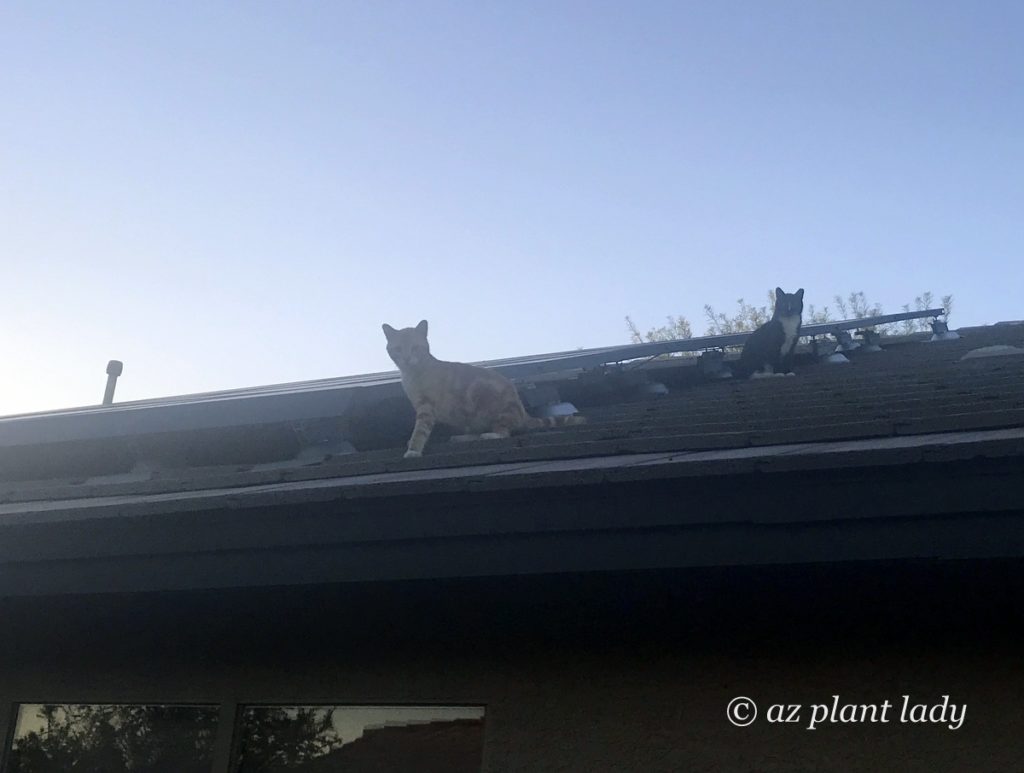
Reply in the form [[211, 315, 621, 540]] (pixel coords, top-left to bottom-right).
[[0, 308, 945, 448], [481, 307, 947, 378]]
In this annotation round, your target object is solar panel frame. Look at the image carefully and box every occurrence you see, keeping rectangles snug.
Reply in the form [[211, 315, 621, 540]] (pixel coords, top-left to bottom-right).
[[480, 307, 946, 378]]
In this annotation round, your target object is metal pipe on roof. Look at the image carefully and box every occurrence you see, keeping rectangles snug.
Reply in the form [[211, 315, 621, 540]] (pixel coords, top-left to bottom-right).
[[103, 360, 123, 405]]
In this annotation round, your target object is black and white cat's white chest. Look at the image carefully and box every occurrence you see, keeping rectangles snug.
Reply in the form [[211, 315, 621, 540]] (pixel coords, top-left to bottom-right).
[[734, 287, 805, 378], [777, 313, 801, 357]]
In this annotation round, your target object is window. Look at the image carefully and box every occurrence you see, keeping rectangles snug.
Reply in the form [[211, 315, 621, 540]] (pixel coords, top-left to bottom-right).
[[233, 705, 486, 773], [2, 702, 484, 773], [5, 703, 218, 773]]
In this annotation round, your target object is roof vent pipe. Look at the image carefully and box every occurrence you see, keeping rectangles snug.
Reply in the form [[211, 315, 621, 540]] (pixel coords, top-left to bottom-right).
[[103, 360, 123, 405]]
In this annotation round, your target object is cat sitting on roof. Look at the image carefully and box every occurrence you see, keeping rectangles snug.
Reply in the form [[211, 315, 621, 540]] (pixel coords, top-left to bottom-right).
[[733, 287, 804, 378], [383, 320, 586, 458]]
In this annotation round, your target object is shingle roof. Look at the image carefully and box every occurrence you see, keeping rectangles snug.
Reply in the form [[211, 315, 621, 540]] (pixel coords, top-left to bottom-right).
[[2, 322, 1022, 507]]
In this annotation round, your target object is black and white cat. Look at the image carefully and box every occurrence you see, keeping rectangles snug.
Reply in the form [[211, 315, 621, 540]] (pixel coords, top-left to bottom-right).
[[733, 287, 804, 378]]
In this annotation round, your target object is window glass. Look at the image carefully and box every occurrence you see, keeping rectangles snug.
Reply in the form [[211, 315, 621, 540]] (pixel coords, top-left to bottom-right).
[[5, 703, 218, 773], [233, 705, 485, 773]]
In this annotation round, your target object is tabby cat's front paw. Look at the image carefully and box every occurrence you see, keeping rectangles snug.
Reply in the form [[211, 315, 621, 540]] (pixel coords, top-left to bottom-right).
[[404, 449, 422, 459]]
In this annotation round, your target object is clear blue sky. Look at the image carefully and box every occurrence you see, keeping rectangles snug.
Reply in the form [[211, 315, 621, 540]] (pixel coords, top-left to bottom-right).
[[1, 1, 1021, 415]]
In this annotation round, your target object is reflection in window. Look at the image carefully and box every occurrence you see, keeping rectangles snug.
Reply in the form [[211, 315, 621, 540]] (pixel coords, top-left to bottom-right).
[[5, 703, 218, 773], [234, 705, 485, 773]]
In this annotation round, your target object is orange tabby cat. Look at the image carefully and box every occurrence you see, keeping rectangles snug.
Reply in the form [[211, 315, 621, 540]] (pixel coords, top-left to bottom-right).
[[383, 320, 585, 458]]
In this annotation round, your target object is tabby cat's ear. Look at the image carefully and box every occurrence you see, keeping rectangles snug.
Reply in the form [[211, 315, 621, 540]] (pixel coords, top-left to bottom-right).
[[775, 286, 785, 299], [415, 320, 428, 336], [382, 323, 396, 340], [795, 288, 805, 300]]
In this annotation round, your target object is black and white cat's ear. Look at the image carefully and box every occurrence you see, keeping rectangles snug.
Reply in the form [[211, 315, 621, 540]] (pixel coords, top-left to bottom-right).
[[382, 323, 396, 340], [775, 286, 785, 299], [795, 288, 805, 300], [415, 320, 428, 336]]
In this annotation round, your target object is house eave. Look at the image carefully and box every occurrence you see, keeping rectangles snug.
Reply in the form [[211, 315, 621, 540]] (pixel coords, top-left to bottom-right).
[[1, 428, 1023, 598]]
